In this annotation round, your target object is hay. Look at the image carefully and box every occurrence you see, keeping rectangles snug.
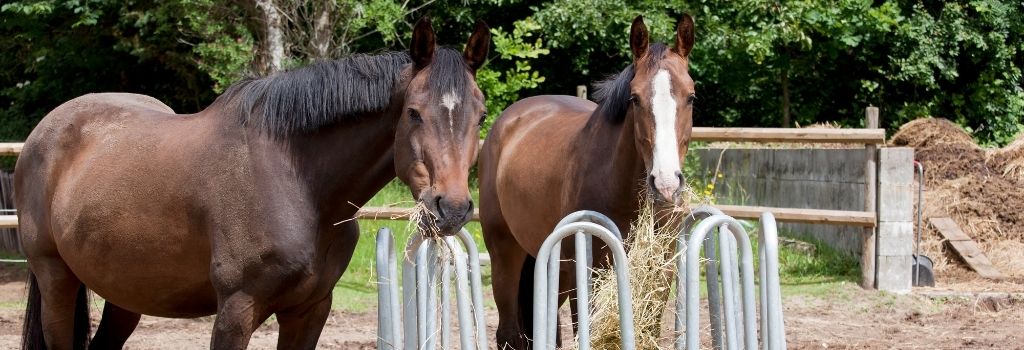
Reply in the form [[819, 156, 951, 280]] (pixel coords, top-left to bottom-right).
[[989, 134, 1024, 182], [890, 117, 976, 148], [585, 193, 690, 349], [889, 117, 1024, 282]]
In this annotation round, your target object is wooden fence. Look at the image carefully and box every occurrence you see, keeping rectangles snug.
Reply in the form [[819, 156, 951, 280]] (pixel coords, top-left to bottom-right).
[[0, 125, 884, 230], [0, 126, 884, 228], [0, 113, 886, 287]]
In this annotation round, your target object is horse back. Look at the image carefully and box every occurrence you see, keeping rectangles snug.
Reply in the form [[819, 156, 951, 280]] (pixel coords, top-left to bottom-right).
[[480, 95, 597, 254], [16, 93, 185, 248], [14, 93, 229, 316]]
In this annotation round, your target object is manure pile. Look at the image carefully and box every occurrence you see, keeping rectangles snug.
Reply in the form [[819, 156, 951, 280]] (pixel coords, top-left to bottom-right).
[[890, 118, 1024, 282]]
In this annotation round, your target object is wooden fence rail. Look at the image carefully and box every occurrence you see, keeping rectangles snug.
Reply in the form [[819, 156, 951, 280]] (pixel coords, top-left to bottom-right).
[[0, 205, 876, 229], [0, 128, 885, 158]]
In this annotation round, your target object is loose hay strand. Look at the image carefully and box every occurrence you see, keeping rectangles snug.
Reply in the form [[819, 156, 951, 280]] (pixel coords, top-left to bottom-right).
[[586, 189, 691, 349]]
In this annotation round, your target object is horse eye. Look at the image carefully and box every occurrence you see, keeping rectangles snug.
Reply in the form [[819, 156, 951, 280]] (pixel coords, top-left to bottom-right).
[[688, 94, 697, 104], [629, 94, 640, 105], [478, 112, 487, 126], [408, 108, 423, 123]]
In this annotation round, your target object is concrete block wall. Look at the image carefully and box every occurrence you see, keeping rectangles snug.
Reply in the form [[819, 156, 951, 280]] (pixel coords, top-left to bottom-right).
[[875, 147, 914, 292], [693, 147, 915, 292], [693, 148, 867, 255]]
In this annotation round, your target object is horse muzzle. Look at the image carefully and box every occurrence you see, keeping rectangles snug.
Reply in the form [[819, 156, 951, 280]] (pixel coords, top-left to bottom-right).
[[648, 171, 685, 205], [420, 193, 474, 236]]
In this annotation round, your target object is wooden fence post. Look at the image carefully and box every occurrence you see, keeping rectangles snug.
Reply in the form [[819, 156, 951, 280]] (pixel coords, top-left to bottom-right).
[[576, 85, 587, 99], [861, 107, 879, 289]]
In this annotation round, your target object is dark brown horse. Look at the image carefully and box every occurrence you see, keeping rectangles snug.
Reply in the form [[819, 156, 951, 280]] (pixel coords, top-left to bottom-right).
[[16, 17, 489, 350], [478, 15, 696, 349]]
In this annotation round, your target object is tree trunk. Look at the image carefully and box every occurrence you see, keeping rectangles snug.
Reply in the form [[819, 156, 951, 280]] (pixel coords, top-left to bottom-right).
[[781, 67, 791, 128], [255, 0, 284, 74], [310, 1, 335, 59]]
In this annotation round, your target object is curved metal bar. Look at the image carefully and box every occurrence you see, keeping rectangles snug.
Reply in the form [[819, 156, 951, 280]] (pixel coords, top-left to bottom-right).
[[574, 231, 592, 350], [375, 228, 402, 350], [402, 234, 425, 350], [455, 228, 489, 349], [546, 239, 560, 345], [759, 231, 769, 350], [415, 239, 436, 350], [718, 225, 739, 350], [759, 212, 785, 350], [440, 237, 454, 350], [534, 222, 634, 350], [555, 210, 622, 297], [685, 215, 758, 350], [676, 205, 727, 350], [388, 228, 488, 350]]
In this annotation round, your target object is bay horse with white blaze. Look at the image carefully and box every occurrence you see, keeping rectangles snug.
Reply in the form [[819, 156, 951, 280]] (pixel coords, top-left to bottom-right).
[[16, 17, 489, 350], [479, 15, 696, 349]]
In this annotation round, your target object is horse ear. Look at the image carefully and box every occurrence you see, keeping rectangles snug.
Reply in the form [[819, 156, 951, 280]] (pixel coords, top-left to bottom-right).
[[629, 15, 650, 61], [410, 16, 436, 69], [674, 14, 695, 58], [463, 21, 491, 73]]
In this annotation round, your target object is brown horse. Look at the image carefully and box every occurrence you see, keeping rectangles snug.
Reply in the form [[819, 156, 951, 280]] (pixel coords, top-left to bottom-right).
[[15, 17, 489, 350], [478, 15, 696, 348]]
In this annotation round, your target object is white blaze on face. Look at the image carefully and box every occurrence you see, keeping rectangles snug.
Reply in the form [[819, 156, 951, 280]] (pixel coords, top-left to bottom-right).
[[650, 69, 681, 200], [441, 91, 460, 136]]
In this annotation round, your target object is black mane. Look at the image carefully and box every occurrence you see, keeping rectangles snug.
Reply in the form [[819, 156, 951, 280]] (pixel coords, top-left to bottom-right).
[[592, 43, 670, 122], [213, 47, 473, 135]]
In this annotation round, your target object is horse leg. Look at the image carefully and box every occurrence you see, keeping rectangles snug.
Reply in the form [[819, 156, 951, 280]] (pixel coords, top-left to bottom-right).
[[29, 258, 91, 350], [274, 294, 332, 350], [483, 223, 530, 349], [210, 293, 268, 350], [89, 301, 141, 349], [555, 265, 577, 347]]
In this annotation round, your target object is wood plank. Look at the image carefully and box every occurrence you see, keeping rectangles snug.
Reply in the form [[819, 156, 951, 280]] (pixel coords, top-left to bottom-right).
[[0, 143, 22, 156], [691, 127, 886, 144], [1, 127, 886, 160], [354, 205, 874, 226], [0, 215, 17, 229], [355, 207, 482, 221], [0, 205, 875, 231], [929, 217, 1006, 280], [713, 204, 876, 227], [928, 217, 971, 241]]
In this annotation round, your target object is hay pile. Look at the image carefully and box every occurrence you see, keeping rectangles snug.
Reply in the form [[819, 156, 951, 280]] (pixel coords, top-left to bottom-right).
[[891, 118, 1024, 281], [891, 118, 977, 148], [585, 196, 688, 349], [989, 136, 1024, 182]]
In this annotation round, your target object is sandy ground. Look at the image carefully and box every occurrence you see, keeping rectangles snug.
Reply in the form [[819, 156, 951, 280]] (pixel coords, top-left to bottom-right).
[[0, 277, 1020, 349]]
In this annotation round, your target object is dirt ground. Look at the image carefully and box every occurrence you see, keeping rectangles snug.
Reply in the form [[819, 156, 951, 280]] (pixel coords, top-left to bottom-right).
[[0, 275, 1020, 349]]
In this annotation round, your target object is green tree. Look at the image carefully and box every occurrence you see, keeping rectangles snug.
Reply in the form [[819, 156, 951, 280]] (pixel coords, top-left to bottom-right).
[[2, 0, 1021, 145], [0, 0, 221, 141], [515, 0, 1022, 144]]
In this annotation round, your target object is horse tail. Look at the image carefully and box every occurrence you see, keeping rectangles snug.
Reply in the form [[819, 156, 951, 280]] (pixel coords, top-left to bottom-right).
[[22, 273, 44, 350], [518, 255, 536, 344], [21, 273, 92, 350]]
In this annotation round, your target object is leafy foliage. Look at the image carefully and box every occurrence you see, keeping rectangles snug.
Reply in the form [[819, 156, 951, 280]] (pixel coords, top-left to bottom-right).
[[475, 18, 549, 136], [1, 0, 1022, 146]]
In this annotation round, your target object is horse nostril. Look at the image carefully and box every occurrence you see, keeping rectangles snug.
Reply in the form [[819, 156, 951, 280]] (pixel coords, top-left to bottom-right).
[[675, 170, 683, 184], [648, 174, 656, 191], [435, 196, 446, 218], [466, 200, 475, 218]]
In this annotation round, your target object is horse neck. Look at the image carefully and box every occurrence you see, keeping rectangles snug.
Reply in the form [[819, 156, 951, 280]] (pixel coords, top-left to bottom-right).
[[283, 111, 400, 221], [576, 109, 646, 206]]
